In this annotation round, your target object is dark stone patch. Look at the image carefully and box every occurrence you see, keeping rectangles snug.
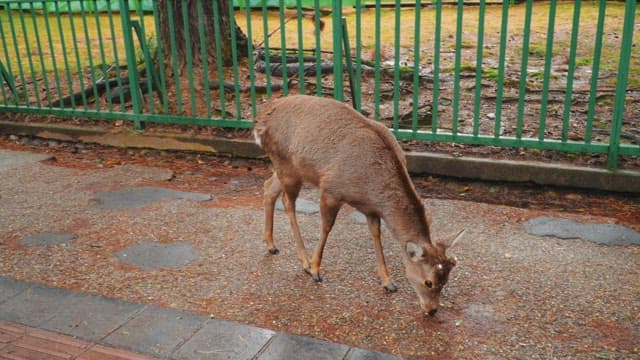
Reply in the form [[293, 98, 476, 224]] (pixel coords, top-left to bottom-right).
[[92, 186, 211, 210], [114, 241, 199, 270], [20, 233, 76, 247], [275, 198, 319, 214], [0, 150, 51, 172], [523, 217, 640, 246]]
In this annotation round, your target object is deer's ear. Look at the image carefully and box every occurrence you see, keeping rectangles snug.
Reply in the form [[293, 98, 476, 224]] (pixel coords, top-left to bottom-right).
[[438, 229, 466, 249], [406, 241, 424, 262]]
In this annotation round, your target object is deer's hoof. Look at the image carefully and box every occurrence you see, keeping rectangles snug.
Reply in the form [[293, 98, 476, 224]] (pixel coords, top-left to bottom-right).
[[312, 273, 323, 282], [268, 247, 279, 255], [383, 283, 398, 293]]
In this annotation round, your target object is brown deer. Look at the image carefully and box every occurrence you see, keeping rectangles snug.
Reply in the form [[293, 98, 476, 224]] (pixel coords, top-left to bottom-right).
[[254, 95, 464, 316]]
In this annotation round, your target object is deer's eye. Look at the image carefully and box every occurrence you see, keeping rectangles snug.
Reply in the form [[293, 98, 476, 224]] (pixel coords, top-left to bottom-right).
[[425, 280, 433, 288]]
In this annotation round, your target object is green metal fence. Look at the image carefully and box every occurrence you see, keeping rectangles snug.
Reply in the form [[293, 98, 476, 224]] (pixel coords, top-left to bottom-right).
[[0, 0, 638, 169]]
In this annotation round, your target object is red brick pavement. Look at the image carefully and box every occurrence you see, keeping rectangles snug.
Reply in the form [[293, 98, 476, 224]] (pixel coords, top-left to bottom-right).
[[0, 322, 161, 360]]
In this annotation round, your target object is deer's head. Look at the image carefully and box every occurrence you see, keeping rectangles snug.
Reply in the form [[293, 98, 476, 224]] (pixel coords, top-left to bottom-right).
[[404, 230, 465, 316]]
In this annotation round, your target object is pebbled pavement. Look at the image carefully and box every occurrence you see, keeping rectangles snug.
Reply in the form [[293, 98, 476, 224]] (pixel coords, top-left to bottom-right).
[[1, 147, 639, 359]]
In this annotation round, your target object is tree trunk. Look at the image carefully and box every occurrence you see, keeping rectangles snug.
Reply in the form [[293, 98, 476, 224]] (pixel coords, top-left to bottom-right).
[[157, 0, 248, 73]]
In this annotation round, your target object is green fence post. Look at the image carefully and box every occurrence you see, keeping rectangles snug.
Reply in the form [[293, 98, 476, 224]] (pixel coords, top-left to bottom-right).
[[119, 0, 144, 131], [607, 0, 637, 170], [332, 0, 343, 101]]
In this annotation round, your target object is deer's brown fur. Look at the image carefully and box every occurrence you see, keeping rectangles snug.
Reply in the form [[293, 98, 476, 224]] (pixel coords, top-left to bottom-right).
[[254, 95, 463, 315]]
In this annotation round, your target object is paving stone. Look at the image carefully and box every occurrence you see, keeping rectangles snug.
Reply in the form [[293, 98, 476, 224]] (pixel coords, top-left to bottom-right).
[[174, 319, 274, 360], [114, 241, 199, 270], [103, 306, 205, 358], [41, 293, 144, 341], [0, 284, 73, 327], [347, 348, 402, 360], [350, 211, 368, 224], [19, 233, 77, 247], [275, 198, 319, 214], [92, 187, 212, 210], [257, 333, 350, 360], [523, 216, 640, 246], [0, 150, 51, 172], [0, 277, 31, 304]]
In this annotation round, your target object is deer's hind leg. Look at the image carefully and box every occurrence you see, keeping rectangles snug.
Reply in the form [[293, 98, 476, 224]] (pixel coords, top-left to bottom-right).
[[308, 191, 342, 282], [262, 173, 282, 255], [278, 174, 311, 272]]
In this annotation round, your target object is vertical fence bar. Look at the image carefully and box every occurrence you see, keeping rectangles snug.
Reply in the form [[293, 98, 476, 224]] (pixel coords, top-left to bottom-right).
[[135, 2, 156, 114], [79, 1, 100, 111], [373, 0, 381, 120], [6, 6, 27, 104], [538, 0, 557, 141], [313, 0, 322, 96], [472, 0, 485, 137], [261, 1, 272, 98], [332, 0, 343, 101], [180, 1, 197, 117], [607, 0, 636, 169], [585, 0, 606, 144], [392, 0, 401, 131], [107, 3, 126, 111], [342, 17, 357, 109], [493, 0, 510, 138], [228, 0, 242, 119], [452, 0, 464, 137], [43, 0, 61, 105], [244, 3, 257, 118], [151, 2, 168, 113], [167, 1, 184, 115], [278, 0, 289, 95], [561, 0, 581, 143], [196, 0, 212, 118], [53, 1, 76, 108], [93, 2, 113, 111], [17, 7, 40, 106], [354, 0, 362, 111], [212, 0, 226, 116], [0, 5, 14, 104], [515, 0, 533, 141], [119, 0, 143, 129], [67, 0, 89, 108], [410, 0, 422, 132], [432, 0, 442, 134], [296, 0, 305, 94], [29, 1, 51, 107]]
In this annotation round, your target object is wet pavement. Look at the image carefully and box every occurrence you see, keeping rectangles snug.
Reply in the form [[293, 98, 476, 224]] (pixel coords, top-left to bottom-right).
[[0, 148, 639, 359]]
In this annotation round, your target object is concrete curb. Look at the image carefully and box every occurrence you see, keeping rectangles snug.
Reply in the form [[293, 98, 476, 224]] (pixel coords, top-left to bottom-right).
[[0, 277, 399, 360], [1, 120, 638, 193]]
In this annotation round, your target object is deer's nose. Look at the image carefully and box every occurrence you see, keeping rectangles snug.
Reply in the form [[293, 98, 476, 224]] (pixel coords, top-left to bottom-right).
[[427, 309, 438, 317]]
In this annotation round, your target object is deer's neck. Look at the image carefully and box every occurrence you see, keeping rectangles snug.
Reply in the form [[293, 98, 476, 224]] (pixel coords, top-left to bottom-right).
[[380, 191, 431, 245]]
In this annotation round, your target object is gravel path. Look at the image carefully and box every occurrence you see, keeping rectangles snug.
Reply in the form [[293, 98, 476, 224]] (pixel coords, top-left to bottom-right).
[[0, 150, 638, 359]]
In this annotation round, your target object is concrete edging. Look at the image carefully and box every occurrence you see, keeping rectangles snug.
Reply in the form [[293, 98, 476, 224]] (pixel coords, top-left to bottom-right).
[[1, 120, 638, 193]]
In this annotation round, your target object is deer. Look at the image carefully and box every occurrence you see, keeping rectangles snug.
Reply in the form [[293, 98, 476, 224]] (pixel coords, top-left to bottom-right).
[[253, 95, 465, 316]]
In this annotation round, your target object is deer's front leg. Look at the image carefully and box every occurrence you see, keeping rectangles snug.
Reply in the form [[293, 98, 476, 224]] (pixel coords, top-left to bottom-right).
[[366, 215, 397, 292]]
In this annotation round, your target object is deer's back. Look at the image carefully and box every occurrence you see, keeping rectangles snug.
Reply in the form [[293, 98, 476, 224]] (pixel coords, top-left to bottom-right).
[[255, 95, 412, 209]]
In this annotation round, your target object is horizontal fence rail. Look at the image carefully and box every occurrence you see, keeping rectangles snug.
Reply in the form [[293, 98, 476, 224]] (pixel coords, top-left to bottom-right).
[[0, 0, 638, 169]]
